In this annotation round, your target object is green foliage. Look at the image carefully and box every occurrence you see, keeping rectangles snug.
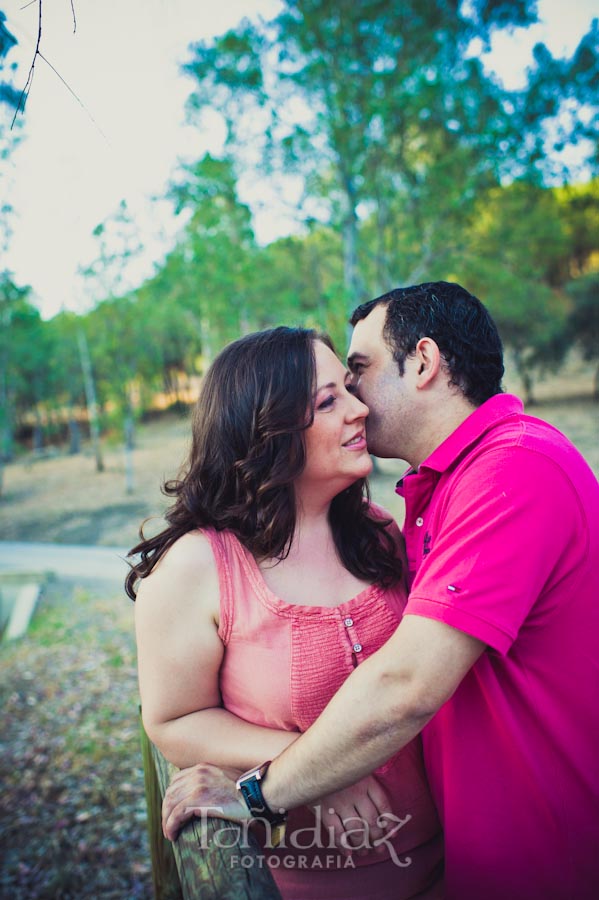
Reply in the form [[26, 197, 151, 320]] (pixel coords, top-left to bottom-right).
[[181, 0, 598, 321], [0, 275, 55, 456], [169, 154, 258, 353], [566, 274, 599, 357], [443, 177, 599, 399], [565, 274, 599, 398], [6, 3, 599, 440], [0, 10, 19, 109], [45, 311, 86, 409]]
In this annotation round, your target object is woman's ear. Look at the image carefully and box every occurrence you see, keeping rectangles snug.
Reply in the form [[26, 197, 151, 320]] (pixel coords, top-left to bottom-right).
[[414, 337, 441, 388]]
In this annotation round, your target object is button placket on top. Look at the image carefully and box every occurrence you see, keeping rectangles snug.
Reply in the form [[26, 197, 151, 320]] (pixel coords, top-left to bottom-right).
[[341, 611, 363, 659], [398, 471, 436, 587]]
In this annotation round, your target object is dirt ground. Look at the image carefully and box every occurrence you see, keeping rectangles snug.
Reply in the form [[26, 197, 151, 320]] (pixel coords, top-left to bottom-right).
[[0, 580, 152, 899], [1, 359, 597, 548]]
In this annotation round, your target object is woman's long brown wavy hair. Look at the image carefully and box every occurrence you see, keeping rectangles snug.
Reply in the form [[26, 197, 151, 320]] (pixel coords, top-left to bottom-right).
[[125, 326, 401, 599]]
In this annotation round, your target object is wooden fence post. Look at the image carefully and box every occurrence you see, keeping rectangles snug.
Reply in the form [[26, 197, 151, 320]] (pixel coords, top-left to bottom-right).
[[139, 714, 282, 900]]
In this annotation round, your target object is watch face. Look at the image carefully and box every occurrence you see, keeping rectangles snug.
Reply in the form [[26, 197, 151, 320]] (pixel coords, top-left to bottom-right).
[[236, 761, 270, 789], [236, 766, 261, 790], [236, 762, 286, 826]]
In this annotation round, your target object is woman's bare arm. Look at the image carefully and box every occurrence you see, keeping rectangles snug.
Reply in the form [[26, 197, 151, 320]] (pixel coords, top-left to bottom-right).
[[134, 531, 298, 770]]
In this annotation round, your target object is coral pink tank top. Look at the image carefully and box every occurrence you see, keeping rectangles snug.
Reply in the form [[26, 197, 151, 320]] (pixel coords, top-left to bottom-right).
[[206, 526, 443, 898]]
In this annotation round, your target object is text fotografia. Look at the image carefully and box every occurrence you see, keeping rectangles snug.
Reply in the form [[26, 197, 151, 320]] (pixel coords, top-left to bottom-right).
[[185, 806, 414, 868], [231, 852, 357, 870]]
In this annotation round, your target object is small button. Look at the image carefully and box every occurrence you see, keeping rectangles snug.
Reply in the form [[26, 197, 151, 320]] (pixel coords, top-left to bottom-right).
[[353, 643, 363, 653], [344, 617, 354, 627], [416, 517, 424, 526]]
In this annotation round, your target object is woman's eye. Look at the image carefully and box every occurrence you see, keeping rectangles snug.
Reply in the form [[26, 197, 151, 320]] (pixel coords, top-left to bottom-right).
[[317, 395, 335, 410]]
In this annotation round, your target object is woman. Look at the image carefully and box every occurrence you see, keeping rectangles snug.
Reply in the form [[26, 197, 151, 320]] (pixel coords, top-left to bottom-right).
[[127, 327, 443, 899]]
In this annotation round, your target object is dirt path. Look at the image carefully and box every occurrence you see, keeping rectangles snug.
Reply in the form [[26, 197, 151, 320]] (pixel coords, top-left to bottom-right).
[[1, 391, 597, 551], [0, 542, 129, 582]]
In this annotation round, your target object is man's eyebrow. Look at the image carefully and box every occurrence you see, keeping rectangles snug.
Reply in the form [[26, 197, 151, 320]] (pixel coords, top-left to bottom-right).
[[347, 352, 368, 371]]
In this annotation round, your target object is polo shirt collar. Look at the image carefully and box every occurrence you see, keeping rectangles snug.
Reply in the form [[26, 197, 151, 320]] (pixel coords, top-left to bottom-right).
[[396, 393, 523, 492]]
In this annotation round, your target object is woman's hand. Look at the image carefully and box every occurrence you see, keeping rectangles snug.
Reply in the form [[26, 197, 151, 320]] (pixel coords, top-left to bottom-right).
[[312, 773, 392, 856], [162, 763, 250, 841]]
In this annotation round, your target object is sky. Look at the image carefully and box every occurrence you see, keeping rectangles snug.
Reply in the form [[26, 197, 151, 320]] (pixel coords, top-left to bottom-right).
[[1, 0, 597, 319]]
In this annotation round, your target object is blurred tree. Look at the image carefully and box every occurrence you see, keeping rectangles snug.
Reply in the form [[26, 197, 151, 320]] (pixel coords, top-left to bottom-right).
[[565, 273, 599, 399], [45, 311, 87, 455], [0, 278, 52, 462], [0, 9, 22, 267], [252, 226, 345, 344], [0, 9, 19, 108], [169, 154, 258, 356], [182, 0, 597, 327], [133, 250, 204, 398], [555, 180, 599, 279], [458, 176, 599, 400], [0, 276, 27, 468], [457, 181, 571, 401], [82, 200, 142, 298], [80, 201, 143, 486]]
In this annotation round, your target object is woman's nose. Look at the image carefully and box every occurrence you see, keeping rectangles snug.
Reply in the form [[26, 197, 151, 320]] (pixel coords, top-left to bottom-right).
[[349, 393, 369, 419]]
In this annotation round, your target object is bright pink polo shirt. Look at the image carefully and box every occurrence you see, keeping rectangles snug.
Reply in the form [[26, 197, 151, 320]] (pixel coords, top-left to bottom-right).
[[398, 394, 599, 900]]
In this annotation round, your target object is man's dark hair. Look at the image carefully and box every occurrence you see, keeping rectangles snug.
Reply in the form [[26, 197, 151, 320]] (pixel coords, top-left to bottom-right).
[[351, 281, 504, 406]]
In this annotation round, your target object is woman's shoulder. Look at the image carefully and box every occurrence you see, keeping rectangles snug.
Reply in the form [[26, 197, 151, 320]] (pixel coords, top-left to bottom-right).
[[158, 529, 216, 574], [136, 529, 219, 610]]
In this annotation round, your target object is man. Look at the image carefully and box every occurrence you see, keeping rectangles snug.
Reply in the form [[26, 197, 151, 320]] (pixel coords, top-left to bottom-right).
[[164, 282, 599, 899]]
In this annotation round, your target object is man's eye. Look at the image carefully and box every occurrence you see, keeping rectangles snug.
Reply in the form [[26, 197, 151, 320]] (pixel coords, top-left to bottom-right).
[[317, 396, 335, 410], [346, 382, 358, 395]]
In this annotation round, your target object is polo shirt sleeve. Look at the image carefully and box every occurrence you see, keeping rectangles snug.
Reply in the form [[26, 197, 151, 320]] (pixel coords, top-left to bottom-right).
[[404, 446, 582, 655]]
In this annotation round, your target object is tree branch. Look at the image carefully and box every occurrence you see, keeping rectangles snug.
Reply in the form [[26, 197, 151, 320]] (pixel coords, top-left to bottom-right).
[[12, 0, 42, 128], [11, 2, 105, 139]]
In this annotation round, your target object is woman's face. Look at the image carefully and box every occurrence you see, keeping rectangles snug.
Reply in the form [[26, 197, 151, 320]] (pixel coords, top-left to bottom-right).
[[295, 340, 372, 503]]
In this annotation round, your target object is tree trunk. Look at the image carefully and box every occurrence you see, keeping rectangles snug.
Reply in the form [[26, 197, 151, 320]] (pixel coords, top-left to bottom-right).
[[341, 173, 363, 338], [0, 361, 14, 464], [124, 395, 135, 495], [200, 314, 213, 369], [68, 415, 81, 455], [374, 192, 393, 294], [0, 417, 13, 464], [33, 423, 43, 454], [77, 329, 105, 472], [512, 347, 535, 406]]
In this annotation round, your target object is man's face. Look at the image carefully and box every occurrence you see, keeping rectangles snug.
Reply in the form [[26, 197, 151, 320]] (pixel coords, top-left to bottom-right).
[[348, 304, 418, 461]]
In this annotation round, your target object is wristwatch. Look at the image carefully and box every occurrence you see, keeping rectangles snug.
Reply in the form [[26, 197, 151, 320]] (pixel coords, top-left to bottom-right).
[[236, 760, 287, 845]]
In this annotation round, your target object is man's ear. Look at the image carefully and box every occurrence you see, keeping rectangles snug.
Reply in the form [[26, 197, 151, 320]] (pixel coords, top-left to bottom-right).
[[414, 337, 441, 387]]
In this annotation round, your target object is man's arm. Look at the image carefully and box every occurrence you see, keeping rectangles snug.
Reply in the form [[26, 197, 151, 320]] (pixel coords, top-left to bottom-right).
[[161, 614, 484, 839], [261, 614, 485, 812]]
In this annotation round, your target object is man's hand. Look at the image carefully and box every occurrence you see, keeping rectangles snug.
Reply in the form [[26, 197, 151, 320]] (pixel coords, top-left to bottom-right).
[[162, 763, 250, 841], [312, 773, 392, 857]]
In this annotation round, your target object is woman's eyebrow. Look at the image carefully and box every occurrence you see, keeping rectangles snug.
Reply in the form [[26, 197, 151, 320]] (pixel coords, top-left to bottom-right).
[[315, 380, 337, 393]]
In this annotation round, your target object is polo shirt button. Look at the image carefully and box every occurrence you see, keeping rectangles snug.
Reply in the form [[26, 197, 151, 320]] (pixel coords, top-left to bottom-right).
[[353, 643, 363, 653], [416, 517, 424, 526], [344, 617, 354, 627]]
